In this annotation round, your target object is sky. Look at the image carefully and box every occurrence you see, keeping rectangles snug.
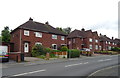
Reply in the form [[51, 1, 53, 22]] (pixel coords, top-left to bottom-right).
[[0, 0, 119, 39]]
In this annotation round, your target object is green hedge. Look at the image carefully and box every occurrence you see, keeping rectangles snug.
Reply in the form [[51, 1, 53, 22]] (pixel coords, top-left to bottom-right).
[[68, 49, 81, 58]]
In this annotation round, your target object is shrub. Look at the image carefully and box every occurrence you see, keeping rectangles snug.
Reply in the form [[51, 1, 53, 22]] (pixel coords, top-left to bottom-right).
[[31, 44, 46, 57], [68, 49, 81, 58], [45, 48, 52, 53], [60, 46, 68, 51], [50, 53, 56, 58], [52, 50, 61, 52]]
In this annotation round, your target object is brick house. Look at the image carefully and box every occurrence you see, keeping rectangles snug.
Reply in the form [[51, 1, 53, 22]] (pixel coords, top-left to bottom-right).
[[114, 38, 120, 48], [10, 18, 67, 56], [99, 34, 117, 51], [67, 28, 100, 52]]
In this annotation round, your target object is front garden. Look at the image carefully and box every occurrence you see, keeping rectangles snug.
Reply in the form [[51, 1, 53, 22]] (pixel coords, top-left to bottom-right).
[[31, 44, 82, 60]]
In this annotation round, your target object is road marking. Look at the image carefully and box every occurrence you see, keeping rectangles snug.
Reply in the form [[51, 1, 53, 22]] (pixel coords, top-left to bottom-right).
[[98, 59, 112, 62], [87, 65, 120, 77], [13, 69, 46, 76], [65, 62, 89, 67]]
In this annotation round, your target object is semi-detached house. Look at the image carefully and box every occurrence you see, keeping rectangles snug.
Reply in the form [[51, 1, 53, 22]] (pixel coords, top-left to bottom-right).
[[67, 28, 100, 52], [10, 18, 67, 56]]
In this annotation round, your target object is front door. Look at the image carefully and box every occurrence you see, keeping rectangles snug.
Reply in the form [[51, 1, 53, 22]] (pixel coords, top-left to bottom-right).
[[24, 43, 29, 53]]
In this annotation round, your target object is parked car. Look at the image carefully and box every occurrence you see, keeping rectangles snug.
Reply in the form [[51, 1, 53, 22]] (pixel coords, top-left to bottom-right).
[[80, 48, 92, 56], [0, 52, 9, 62]]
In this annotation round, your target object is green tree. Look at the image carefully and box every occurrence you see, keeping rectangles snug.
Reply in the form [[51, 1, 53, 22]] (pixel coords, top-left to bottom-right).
[[63, 27, 72, 34], [1, 26, 10, 43], [60, 46, 68, 51]]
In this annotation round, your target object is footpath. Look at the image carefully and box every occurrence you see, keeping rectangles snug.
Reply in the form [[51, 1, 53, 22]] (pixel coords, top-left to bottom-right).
[[2, 54, 108, 68]]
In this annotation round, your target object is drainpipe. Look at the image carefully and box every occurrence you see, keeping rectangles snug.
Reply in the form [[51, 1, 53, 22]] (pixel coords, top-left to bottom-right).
[[20, 29, 22, 53]]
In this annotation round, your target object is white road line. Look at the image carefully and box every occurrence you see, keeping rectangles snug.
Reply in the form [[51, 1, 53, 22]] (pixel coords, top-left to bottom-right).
[[65, 62, 89, 67], [98, 59, 112, 62], [13, 69, 46, 76]]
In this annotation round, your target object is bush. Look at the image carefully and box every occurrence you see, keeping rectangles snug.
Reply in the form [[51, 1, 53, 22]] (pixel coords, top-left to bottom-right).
[[31, 44, 46, 57], [111, 47, 120, 51], [52, 50, 61, 52], [68, 49, 81, 58], [60, 46, 68, 51], [50, 53, 56, 58], [45, 48, 52, 53]]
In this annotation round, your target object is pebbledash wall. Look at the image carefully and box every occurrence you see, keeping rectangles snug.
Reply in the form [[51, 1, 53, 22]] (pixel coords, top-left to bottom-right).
[[10, 29, 67, 56]]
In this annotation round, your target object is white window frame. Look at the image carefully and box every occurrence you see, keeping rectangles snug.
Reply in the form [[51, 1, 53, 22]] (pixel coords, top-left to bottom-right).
[[35, 32, 42, 38], [108, 42, 111, 44], [95, 45, 98, 50], [52, 44, 57, 50], [113, 43, 114, 45], [52, 35, 57, 39], [99, 46, 102, 50], [95, 39, 98, 43], [35, 42, 42, 45], [61, 36, 65, 40], [106, 41, 108, 44], [89, 44, 92, 49], [24, 30, 29, 36], [89, 38, 92, 42], [73, 39, 75, 43]]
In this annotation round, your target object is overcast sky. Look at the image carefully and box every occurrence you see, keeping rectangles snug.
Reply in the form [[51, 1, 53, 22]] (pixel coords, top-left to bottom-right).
[[0, 0, 119, 38]]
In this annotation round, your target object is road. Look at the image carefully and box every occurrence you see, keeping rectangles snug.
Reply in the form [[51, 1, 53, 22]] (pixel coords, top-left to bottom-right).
[[2, 55, 119, 77]]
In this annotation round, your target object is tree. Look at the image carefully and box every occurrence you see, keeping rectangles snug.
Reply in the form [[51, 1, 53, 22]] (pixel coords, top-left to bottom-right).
[[56, 27, 64, 32], [1, 26, 11, 43], [63, 27, 72, 34]]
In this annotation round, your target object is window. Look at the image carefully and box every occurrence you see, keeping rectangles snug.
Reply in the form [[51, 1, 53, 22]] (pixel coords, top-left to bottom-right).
[[95, 45, 98, 50], [52, 35, 57, 39], [73, 39, 75, 43], [61, 36, 65, 40], [95, 39, 98, 43], [35, 32, 42, 38], [35, 42, 42, 45], [89, 44, 92, 49], [108, 42, 111, 44], [99, 46, 102, 50], [108, 46, 111, 50], [89, 38, 92, 42], [106, 41, 108, 44], [24, 30, 29, 36], [52, 44, 57, 50], [113, 43, 114, 45]]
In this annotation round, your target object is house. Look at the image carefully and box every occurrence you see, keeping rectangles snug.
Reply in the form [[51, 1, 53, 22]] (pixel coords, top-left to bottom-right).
[[99, 34, 117, 51], [114, 38, 120, 48], [10, 18, 67, 56], [67, 28, 100, 52]]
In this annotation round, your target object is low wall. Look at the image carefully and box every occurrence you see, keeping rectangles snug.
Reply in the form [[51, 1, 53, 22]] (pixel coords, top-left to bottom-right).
[[52, 52, 68, 58], [9, 52, 22, 62]]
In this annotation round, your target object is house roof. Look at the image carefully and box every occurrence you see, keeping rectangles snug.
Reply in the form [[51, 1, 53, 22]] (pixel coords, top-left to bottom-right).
[[99, 35, 116, 43], [67, 29, 97, 38], [114, 38, 120, 44], [11, 18, 67, 36]]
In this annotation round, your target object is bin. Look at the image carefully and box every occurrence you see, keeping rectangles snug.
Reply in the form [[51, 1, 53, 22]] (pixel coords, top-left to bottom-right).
[[21, 53, 24, 62]]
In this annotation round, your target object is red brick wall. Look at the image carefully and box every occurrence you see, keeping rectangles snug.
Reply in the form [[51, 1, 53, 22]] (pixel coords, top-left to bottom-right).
[[11, 29, 67, 56]]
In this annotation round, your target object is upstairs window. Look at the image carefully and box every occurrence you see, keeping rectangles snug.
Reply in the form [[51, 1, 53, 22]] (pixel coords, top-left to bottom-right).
[[106, 41, 108, 44], [95, 39, 98, 43], [61, 36, 65, 40], [35, 32, 42, 38], [89, 38, 92, 42], [24, 30, 29, 36], [52, 35, 57, 39]]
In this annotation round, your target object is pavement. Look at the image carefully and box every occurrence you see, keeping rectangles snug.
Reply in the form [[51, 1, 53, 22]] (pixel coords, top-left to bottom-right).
[[2, 54, 105, 68], [2, 55, 119, 77]]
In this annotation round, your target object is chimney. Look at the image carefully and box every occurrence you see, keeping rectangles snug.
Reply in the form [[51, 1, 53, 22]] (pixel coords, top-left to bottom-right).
[[45, 21, 49, 25], [112, 37, 114, 40], [29, 17, 33, 21], [81, 28, 85, 31], [100, 33, 102, 36]]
